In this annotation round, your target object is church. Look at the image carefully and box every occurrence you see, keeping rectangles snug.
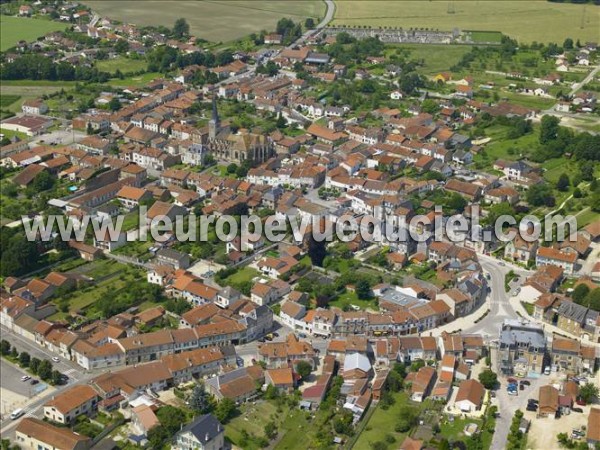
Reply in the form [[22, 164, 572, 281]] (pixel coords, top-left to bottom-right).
[[203, 97, 274, 165]]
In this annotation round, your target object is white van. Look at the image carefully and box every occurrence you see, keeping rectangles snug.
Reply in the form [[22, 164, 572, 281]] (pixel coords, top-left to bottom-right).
[[10, 408, 24, 420]]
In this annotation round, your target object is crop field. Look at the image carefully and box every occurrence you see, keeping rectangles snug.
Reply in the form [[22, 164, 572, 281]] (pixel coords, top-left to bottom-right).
[[85, 0, 325, 42], [332, 1, 600, 43], [1, 83, 73, 113], [0, 15, 68, 51]]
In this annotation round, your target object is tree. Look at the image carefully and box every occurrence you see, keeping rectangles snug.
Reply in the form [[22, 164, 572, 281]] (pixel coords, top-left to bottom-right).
[[355, 279, 372, 300], [30, 170, 55, 193], [333, 409, 354, 435], [478, 369, 498, 389], [264, 421, 278, 440], [276, 113, 287, 129], [563, 38, 574, 49], [556, 173, 570, 192], [18, 352, 30, 368], [395, 404, 419, 432], [214, 397, 236, 423], [10, 347, 18, 359], [386, 369, 403, 392], [304, 18, 315, 29], [172, 18, 190, 39], [572, 283, 590, 303], [37, 359, 53, 381], [539, 115, 561, 145], [156, 406, 187, 434], [226, 163, 238, 174], [147, 425, 169, 448], [108, 97, 121, 112], [526, 183, 555, 207], [579, 383, 599, 404], [189, 383, 212, 413], [296, 360, 312, 379], [50, 369, 62, 385], [29, 357, 41, 374], [0, 340, 10, 355]]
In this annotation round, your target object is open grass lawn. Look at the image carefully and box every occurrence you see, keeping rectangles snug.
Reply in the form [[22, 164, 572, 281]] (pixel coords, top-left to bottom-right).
[[85, 1, 325, 43], [0, 128, 28, 141], [96, 57, 148, 74], [0, 15, 68, 51], [353, 392, 419, 448], [473, 125, 539, 169], [107, 72, 162, 87], [329, 290, 378, 311], [387, 44, 473, 76], [576, 209, 600, 229], [225, 267, 260, 285], [332, 1, 600, 44]]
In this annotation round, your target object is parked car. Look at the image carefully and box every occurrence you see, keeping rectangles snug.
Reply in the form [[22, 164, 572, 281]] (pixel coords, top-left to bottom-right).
[[520, 380, 531, 386], [29, 379, 39, 385], [508, 390, 518, 396], [528, 399, 539, 405], [520, 384, 525, 391], [52, 357, 60, 363], [507, 377, 517, 383], [10, 409, 24, 420], [572, 407, 584, 413], [526, 405, 538, 412], [20, 375, 31, 382]]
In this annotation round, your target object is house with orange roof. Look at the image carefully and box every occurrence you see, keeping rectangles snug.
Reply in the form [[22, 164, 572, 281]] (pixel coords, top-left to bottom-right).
[[43, 385, 99, 424], [265, 367, 296, 393]]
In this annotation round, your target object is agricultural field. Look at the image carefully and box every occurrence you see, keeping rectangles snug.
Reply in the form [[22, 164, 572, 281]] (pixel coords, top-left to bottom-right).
[[85, 0, 325, 42], [1, 81, 75, 114], [0, 15, 68, 51], [332, 0, 600, 44], [386, 44, 473, 76]]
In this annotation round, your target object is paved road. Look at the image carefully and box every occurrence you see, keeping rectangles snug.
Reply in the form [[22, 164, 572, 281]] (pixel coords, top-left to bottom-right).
[[1, 326, 85, 381]]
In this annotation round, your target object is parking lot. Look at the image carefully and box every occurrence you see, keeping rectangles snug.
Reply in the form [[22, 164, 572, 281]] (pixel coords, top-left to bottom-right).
[[525, 403, 591, 449]]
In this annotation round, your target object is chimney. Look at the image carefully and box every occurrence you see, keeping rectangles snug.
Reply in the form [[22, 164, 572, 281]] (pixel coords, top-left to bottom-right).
[[205, 433, 209, 442]]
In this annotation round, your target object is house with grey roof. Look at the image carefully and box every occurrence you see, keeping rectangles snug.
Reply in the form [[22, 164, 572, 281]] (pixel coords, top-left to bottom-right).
[[173, 414, 224, 450], [497, 319, 547, 376]]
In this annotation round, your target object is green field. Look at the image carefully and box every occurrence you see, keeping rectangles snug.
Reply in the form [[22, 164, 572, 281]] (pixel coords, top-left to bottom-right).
[[386, 44, 473, 76], [96, 57, 148, 74], [85, 1, 325, 42], [332, 0, 600, 43], [0, 15, 68, 51], [1, 82, 75, 114]]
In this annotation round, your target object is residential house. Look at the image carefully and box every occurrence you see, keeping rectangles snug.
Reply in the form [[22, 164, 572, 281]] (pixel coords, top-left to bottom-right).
[[454, 379, 485, 412], [15, 418, 92, 450], [43, 385, 99, 424], [173, 414, 225, 450]]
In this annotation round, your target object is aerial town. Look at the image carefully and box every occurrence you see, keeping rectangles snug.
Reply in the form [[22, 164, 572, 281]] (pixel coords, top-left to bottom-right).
[[0, 1, 600, 450]]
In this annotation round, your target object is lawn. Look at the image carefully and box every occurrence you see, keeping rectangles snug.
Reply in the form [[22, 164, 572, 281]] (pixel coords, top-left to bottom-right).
[[576, 209, 600, 229], [107, 72, 163, 87], [329, 291, 379, 311], [386, 44, 473, 76], [332, 0, 600, 44], [224, 267, 260, 285], [0, 15, 68, 51], [0, 128, 28, 141], [352, 392, 422, 449], [226, 399, 338, 450], [85, 1, 325, 42], [96, 57, 148, 74]]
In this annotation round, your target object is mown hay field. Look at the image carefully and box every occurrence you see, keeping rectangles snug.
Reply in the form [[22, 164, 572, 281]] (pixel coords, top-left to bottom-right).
[[332, 0, 600, 43], [86, 0, 326, 42]]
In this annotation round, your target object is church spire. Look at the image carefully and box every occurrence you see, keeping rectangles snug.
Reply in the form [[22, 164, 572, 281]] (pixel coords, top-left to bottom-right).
[[209, 95, 220, 140]]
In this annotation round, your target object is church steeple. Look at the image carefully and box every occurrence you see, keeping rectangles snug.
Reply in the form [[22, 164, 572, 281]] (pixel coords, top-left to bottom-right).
[[209, 95, 220, 140]]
